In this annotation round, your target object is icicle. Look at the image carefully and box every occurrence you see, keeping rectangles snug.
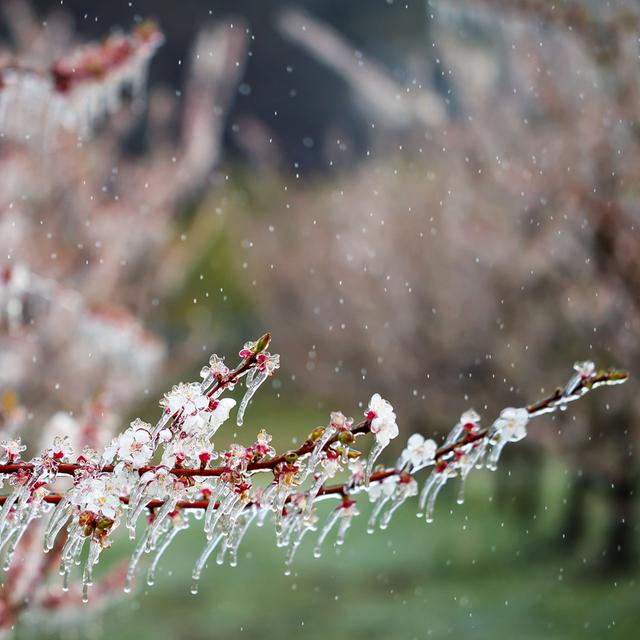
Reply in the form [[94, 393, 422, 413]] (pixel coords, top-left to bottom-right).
[[3, 530, 21, 572], [443, 422, 465, 447], [146, 517, 188, 586], [456, 475, 467, 505], [226, 507, 257, 568], [126, 479, 155, 539], [303, 427, 337, 483], [215, 538, 229, 566], [367, 494, 391, 534], [0, 485, 26, 538], [203, 481, 226, 539], [59, 522, 80, 571], [313, 507, 342, 558], [200, 372, 214, 393], [2, 502, 38, 570], [278, 513, 300, 548], [59, 522, 87, 588], [284, 521, 313, 574], [126, 495, 152, 540], [152, 412, 172, 439], [486, 436, 508, 471], [145, 497, 179, 552], [124, 528, 152, 593], [457, 443, 486, 504], [379, 492, 408, 530], [81, 539, 103, 603], [364, 441, 386, 487], [44, 495, 73, 551], [205, 490, 238, 540], [0, 522, 17, 562], [255, 484, 277, 527], [284, 520, 315, 576], [303, 472, 329, 519], [417, 472, 439, 518], [226, 498, 248, 530], [474, 440, 488, 470], [273, 483, 293, 535], [335, 507, 357, 545], [191, 532, 224, 595], [425, 474, 448, 523], [236, 369, 269, 427], [60, 563, 72, 592]]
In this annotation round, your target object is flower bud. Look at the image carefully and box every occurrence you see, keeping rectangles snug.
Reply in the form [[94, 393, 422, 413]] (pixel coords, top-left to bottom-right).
[[254, 333, 271, 354]]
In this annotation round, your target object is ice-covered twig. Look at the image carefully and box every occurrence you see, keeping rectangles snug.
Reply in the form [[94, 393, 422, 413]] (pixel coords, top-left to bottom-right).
[[0, 339, 628, 603]]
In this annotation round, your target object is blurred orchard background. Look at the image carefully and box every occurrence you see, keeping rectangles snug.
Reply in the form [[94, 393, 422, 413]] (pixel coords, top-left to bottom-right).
[[0, 0, 638, 638]]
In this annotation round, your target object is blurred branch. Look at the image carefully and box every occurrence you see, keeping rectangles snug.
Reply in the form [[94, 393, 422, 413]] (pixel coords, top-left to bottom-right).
[[278, 7, 447, 129]]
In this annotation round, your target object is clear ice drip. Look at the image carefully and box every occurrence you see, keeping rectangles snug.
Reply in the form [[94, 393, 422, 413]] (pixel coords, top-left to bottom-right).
[[364, 441, 386, 487], [225, 506, 257, 568], [236, 369, 269, 427], [146, 516, 189, 587], [457, 442, 487, 503], [124, 525, 156, 593], [367, 494, 391, 534], [335, 508, 357, 545], [284, 518, 315, 574], [145, 497, 179, 551], [379, 492, 410, 530], [191, 532, 224, 595], [313, 507, 342, 558], [44, 494, 74, 551], [302, 427, 337, 483], [304, 472, 330, 519], [81, 539, 103, 603]]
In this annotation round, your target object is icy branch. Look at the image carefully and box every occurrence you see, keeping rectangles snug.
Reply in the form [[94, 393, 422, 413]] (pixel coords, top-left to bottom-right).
[[0, 335, 628, 602]]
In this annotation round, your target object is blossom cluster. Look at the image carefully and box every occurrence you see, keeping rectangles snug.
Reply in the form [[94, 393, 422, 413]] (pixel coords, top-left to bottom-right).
[[0, 22, 163, 141], [0, 338, 627, 604]]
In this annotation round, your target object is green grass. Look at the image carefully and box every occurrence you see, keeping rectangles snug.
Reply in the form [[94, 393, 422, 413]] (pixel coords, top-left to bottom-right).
[[15, 400, 640, 640]]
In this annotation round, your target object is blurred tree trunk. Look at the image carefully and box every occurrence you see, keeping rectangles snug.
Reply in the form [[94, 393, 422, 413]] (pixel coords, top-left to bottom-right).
[[557, 471, 592, 547], [599, 406, 637, 572], [494, 446, 543, 522]]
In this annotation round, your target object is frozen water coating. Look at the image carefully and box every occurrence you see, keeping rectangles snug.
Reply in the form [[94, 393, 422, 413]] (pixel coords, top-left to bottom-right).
[[0, 22, 164, 144], [0, 340, 628, 602]]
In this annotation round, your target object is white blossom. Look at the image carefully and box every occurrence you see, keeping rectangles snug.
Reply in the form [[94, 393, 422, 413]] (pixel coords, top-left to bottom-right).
[[491, 407, 529, 442], [0, 439, 26, 464], [401, 433, 437, 469], [574, 360, 596, 378], [367, 394, 399, 445], [368, 475, 397, 501], [81, 477, 123, 519], [116, 421, 154, 466], [160, 382, 209, 416], [200, 354, 229, 382], [329, 411, 352, 431], [460, 409, 481, 426]]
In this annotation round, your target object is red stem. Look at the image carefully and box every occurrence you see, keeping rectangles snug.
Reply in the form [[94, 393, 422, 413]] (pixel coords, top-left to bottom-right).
[[0, 370, 627, 509]]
